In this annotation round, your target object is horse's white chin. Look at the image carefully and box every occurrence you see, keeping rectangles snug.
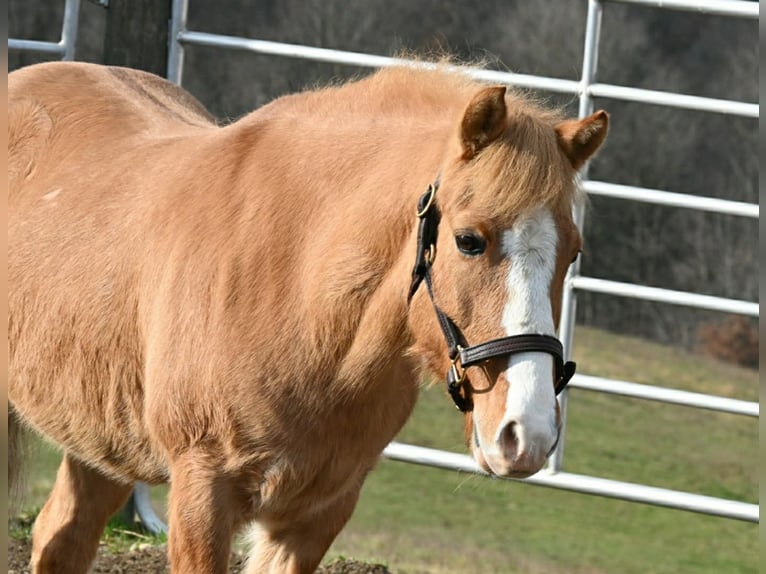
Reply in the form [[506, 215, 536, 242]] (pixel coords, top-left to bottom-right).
[[473, 446, 545, 478], [471, 423, 553, 478]]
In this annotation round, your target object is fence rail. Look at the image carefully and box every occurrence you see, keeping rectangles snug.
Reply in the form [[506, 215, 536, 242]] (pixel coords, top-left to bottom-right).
[[383, 442, 759, 522], [570, 276, 760, 316], [582, 180, 759, 218], [570, 374, 759, 417]]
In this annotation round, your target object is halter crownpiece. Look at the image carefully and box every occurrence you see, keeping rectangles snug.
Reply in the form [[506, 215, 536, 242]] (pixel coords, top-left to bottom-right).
[[408, 178, 577, 412]]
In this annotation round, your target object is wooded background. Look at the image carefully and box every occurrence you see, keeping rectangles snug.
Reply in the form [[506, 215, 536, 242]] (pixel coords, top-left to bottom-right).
[[9, 0, 758, 364]]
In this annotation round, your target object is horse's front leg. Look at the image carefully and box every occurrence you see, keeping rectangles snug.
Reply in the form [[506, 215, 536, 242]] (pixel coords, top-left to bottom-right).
[[244, 485, 362, 574], [166, 449, 248, 573]]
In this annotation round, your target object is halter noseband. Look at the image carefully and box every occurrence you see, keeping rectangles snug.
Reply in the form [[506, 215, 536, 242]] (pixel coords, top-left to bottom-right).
[[408, 178, 576, 412]]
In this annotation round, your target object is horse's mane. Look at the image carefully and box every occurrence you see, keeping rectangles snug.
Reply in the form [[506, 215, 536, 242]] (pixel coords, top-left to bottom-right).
[[248, 62, 579, 217], [279, 63, 563, 125], [360, 65, 578, 216]]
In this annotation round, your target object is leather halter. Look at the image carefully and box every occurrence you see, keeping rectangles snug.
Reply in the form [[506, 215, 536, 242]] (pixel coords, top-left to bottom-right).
[[408, 178, 576, 412]]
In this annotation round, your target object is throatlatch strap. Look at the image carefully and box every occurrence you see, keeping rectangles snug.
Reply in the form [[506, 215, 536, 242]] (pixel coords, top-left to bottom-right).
[[408, 178, 465, 357], [424, 272, 462, 359]]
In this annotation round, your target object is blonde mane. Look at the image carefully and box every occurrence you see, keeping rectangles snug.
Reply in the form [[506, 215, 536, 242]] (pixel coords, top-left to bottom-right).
[[245, 64, 578, 222]]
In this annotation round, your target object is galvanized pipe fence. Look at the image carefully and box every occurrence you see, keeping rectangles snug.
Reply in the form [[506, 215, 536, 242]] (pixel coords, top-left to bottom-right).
[[8, 0, 759, 531], [8, 0, 81, 60]]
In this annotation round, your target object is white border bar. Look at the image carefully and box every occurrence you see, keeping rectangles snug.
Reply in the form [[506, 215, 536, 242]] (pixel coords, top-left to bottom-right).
[[382, 442, 759, 522], [571, 276, 759, 316], [570, 374, 759, 416], [583, 180, 759, 217]]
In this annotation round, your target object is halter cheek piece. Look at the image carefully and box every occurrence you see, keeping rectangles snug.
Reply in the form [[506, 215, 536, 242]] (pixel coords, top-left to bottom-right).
[[407, 178, 576, 412]]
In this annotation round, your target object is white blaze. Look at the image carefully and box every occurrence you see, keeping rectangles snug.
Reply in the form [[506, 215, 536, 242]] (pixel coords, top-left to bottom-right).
[[498, 208, 559, 458]]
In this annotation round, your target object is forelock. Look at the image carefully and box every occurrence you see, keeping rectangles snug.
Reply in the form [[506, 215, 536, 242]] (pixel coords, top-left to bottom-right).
[[455, 98, 578, 223]]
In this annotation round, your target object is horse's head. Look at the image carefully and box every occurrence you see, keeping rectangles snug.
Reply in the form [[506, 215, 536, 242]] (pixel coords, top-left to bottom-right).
[[408, 85, 608, 478]]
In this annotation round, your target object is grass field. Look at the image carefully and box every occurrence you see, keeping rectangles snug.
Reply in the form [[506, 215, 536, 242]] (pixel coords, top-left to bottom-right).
[[14, 327, 758, 573]]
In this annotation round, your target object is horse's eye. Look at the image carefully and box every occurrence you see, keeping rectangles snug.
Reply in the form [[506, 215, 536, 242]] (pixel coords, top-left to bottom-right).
[[455, 233, 486, 256]]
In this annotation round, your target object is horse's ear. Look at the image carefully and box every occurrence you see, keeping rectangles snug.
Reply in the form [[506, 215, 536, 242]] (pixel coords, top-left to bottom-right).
[[555, 110, 609, 170], [460, 86, 507, 160]]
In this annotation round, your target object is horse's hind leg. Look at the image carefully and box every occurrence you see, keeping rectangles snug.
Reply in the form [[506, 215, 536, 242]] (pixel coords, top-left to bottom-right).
[[31, 453, 133, 574]]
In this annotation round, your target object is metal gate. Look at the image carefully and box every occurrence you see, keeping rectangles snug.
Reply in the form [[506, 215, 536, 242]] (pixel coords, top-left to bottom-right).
[[9, 0, 759, 527]]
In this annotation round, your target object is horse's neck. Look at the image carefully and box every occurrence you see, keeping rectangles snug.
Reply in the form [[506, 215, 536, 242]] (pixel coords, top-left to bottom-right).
[[225, 95, 453, 388]]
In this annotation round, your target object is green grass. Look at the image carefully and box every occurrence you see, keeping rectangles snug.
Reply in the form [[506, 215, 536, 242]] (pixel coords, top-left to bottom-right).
[[100, 516, 168, 554], [9, 508, 167, 554], [13, 327, 758, 573]]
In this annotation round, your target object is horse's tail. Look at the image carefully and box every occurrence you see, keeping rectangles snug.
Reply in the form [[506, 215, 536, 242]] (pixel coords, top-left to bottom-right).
[[9, 405, 28, 513]]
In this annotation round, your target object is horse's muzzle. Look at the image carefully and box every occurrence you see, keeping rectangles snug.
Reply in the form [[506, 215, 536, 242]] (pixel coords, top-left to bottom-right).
[[472, 415, 560, 478]]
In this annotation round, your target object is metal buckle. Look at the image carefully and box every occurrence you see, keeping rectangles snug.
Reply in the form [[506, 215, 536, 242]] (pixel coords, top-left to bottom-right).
[[447, 347, 471, 412], [416, 183, 437, 218], [449, 347, 466, 385], [424, 243, 436, 265]]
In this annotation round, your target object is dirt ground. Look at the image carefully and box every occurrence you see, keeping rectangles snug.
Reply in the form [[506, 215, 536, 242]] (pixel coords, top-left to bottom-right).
[[8, 537, 391, 574]]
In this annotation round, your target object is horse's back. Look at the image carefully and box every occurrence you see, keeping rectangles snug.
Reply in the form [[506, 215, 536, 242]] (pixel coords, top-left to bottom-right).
[[9, 61, 214, 135]]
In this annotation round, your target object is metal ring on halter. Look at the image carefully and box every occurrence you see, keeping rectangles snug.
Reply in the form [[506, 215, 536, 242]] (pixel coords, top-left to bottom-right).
[[416, 183, 437, 217]]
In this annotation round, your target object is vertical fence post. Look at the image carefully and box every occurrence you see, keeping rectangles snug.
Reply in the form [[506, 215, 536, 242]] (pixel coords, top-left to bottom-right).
[[167, 0, 190, 84], [548, 0, 604, 474], [61, 0, 81, 60]]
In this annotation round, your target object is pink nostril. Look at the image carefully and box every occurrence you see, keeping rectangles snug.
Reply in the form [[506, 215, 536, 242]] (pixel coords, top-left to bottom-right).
[[498, 421, 519, 461]]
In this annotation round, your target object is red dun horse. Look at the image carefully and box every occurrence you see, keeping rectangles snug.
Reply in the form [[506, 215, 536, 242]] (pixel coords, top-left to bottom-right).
[[9, 61, 607, 573]]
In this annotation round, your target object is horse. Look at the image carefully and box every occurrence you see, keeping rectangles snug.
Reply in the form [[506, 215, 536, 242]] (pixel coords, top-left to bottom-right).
[[8, 60, 607, 573]]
